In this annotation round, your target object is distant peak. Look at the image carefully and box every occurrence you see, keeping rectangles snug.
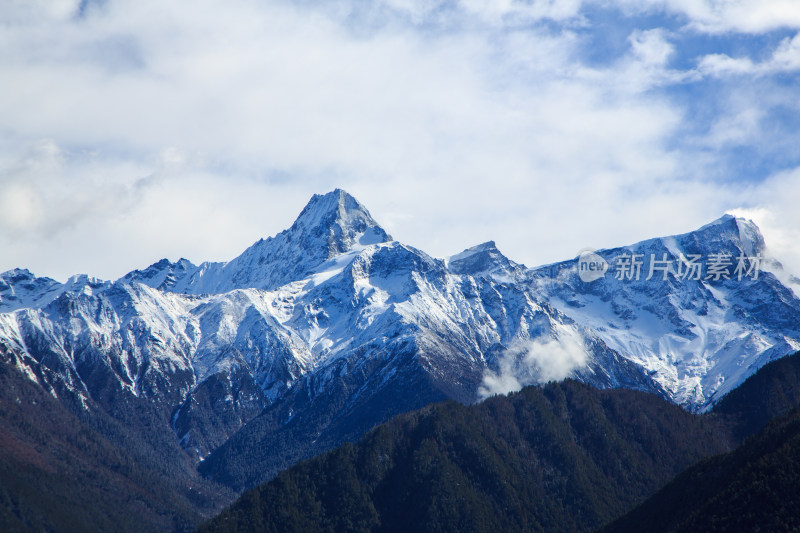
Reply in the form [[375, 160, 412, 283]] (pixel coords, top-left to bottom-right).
[[697, 213, 763, 235], [698, 213, 738, 231], [1, 268, 35, 280], [696, 214, 763, 245], [449, 241, 499, 262], [470, 241, 498, 252], [643, 214, 767, 260], [448, 241, 523, 279]]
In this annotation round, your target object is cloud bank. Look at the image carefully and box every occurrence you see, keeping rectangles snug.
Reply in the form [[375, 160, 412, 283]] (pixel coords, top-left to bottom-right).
[[1, 0, 799, 282]]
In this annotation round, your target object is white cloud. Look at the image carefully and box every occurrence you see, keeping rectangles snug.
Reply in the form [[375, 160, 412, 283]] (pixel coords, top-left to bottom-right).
[[360, 0, 800, 33], [0, 0, 797, 287], [772, 32, 800, 68], [459, 0, 584, 24], [479, 326, 590, 398], [698, 33, 800, 77], [697, 54, 757, 76], [607, 0, 800, 34], [704, 107, 764, 147], [629, 29, 674, 66], [4, 0, 81, 22], [682, 0, 800, 34], [605, 28, 693, 92]]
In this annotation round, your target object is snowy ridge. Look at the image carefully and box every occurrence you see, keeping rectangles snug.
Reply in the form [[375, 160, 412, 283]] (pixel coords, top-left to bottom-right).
[[529, 215, 800, 410]]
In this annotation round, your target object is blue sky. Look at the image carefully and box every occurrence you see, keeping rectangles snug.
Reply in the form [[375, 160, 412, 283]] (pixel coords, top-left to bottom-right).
[[1, 0, 800, 281]]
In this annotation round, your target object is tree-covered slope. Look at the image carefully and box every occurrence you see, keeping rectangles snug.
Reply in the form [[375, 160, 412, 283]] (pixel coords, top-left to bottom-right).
[[712, 349, 800, 440], [600, 350, 800, 533], [199, 380, 730, 533], [601, 408, 800, 533], [0, 363, 230, 533]]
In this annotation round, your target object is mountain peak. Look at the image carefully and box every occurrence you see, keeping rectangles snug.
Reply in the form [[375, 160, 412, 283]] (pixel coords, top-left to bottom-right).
[[118, 190, 393, 295], [698, 213, 759, 234], [691, 214, 765, 257], [448, 240, 524, 280], [699, 213, 736, 229], [183, 190, 393, 293], [289, 189, 392, 255], [459, 241, 498, 254], [293, 189, 370, 226]]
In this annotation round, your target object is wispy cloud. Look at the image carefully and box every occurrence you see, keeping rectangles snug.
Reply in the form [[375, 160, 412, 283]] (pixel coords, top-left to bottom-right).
[[698, 33, 800, 77], [608, 0, 800, 34], [479, 326, 589, 398]]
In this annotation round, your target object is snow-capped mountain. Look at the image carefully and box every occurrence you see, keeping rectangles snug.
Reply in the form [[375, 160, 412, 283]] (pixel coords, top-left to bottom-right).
[[121, 189, 392, 294], [529, 214, 800, 410], [1, 189, 799, 490]]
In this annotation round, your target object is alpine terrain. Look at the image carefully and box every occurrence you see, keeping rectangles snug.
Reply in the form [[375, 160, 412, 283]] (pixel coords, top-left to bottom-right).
[[2, 189, 800, 519]]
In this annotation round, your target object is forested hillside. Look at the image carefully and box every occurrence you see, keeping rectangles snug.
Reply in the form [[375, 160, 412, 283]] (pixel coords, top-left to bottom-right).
[[200, 380, 730, 533], [602, 408, 800, 533], [0, 363, 230, 533]]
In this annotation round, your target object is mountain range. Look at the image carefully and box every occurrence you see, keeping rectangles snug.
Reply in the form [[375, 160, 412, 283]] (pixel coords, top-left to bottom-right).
[[2, 189, 800, 528]]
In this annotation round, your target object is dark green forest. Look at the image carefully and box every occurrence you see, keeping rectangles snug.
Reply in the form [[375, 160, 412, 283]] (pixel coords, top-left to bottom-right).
[[200, 351, 800, 533], [603, 408, 800, 533], [199, 380, 731, 533], [604, 351, 800, 533]]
